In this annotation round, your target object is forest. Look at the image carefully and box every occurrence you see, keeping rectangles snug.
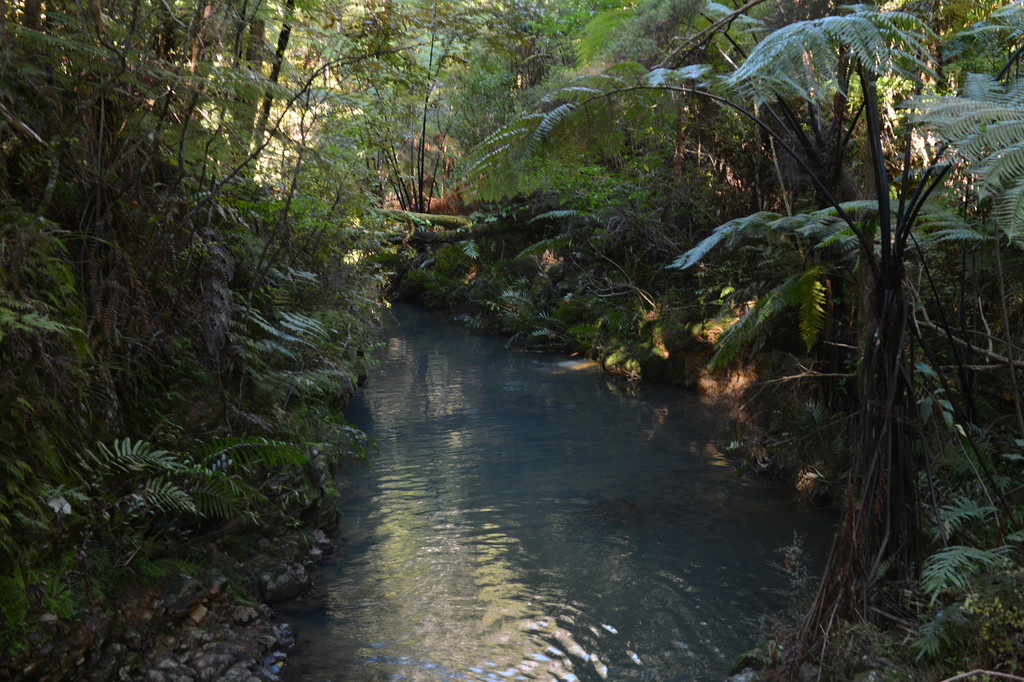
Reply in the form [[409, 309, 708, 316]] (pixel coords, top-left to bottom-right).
[[2, 0, 1024, 679]]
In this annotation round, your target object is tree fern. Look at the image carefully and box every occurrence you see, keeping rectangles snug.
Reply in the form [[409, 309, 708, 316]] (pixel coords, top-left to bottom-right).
[[728, 4, 934, 103], [578, 8, 635, 63], [911, 73, 1024, 244]]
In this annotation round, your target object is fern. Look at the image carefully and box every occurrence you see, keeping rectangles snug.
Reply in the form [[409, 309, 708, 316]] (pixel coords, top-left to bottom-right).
[[911, 72, 1024, 244], [709, 265, 829, 367], [86, 438, 184, 476], [139, 478, 199, 517], [578, 8, 635, 62], [931, 494, 997, 543], [728, 5, 934, 103], [195, 436, 307, 474], [914, 603, 967, 661], [921, 544, 1012, 604], [515, 236, 573, 261]]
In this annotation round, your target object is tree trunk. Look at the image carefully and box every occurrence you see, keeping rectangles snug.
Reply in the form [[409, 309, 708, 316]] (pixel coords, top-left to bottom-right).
[[254, 0, 295, 140], [22, 0, 43, 30]]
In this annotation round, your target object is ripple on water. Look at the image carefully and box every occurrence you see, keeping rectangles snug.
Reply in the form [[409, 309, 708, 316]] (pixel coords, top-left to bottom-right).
[[275, 304, 837, 682]]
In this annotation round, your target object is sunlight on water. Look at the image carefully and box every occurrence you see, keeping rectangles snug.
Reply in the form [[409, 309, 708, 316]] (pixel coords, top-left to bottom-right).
[[277, 304, 836, 682]]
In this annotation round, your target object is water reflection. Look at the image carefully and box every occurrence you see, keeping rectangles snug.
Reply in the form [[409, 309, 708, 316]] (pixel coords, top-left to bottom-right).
[[278, 304, 835, 681]]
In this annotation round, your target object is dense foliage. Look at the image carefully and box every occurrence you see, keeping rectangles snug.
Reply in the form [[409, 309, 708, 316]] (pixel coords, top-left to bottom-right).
[[4, 0, 1024, 678]]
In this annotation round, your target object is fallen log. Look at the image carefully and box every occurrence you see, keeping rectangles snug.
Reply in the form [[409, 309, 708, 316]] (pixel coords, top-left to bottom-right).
[[381, 210, 523, 245], [378, 209, 473, 230]]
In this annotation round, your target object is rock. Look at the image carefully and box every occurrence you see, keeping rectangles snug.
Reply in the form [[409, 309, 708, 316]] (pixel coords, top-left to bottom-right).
[[724, 668, 762, 682], [89, 643, 127, 681], [262, 651, 287, 676], [261, 565, 310, 603], [273, 622, 294, 648], [188, 605, 208, 625], [231, 605, 260, 625], [850, 654, 911, 681], [189, 642, 243, 681], [146, 657, 196, 682], [798, 661, 819, 682], [162, 578, 204, 619], [219, 662, 259, 681], [38, 612, 60, 633], [851, 668, 912, 682]]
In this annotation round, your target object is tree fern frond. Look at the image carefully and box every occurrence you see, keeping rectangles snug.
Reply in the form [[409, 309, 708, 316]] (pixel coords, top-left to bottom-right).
[[911, 75, 1024, 243], [579, 8, 635, 62], [709, 265, 828, 367], [671, 211, 779, 269], [798, 274, 827, 352], [729, 5, 933, 102], [527, 210, 585, 224], [673, 202, 871, 269]]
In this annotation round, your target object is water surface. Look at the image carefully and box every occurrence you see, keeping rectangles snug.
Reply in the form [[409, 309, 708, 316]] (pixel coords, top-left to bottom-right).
[[279, 304, 834, 681]]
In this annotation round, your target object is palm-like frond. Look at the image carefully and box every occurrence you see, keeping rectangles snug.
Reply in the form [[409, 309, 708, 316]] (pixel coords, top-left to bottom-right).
[[671, 202, 879, 270], [911, 74, 1024, 244], [728, 4, 934, 102]]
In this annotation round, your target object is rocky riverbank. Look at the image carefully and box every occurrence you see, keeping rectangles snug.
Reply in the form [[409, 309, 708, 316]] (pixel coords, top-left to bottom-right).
[[3, 449, 349, 682]]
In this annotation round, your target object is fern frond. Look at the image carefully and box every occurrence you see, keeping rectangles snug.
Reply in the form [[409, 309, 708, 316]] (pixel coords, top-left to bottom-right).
[[579, 8, 635, 62], [197, 436, 307, 474], [672, 202, 871, 270], [87, 438, 184, 475], [798, 276, 827, 352], [729, 4, 933, 103], [527, 210, 585, 224], [139, 478, 199, 517], [515, 236, 573, 260], [931, 494, 997, 543], [189, 470, 263, 519], [921, 544, 1011, 604], [671, 211, 779, 269], [709, 265, 829, 367], [911, 74, 1024, 243], [461, 240, 479, 260]]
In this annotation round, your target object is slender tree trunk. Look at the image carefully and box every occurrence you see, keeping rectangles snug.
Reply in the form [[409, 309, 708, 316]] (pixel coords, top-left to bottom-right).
[[23, 0, 43, 29], [254, 0, 295, 140]]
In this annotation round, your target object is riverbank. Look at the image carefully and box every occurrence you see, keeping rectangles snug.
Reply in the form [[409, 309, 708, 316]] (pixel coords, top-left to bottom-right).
[[2, 438, 358, 682]]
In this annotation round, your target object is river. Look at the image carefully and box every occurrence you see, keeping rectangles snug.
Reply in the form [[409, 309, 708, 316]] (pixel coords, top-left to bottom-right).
[[277, 303, 835, 681]]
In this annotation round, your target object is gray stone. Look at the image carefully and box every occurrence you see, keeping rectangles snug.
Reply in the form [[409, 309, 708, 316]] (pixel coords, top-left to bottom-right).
[[162, 578, 204, 619], [798, 661, 819, 682], [261, 565, 310, 602], [189, 642, 243, 681], [146, 657, 197, 682], [89, 643, 126, 681], [231, 605, 260, 625]]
